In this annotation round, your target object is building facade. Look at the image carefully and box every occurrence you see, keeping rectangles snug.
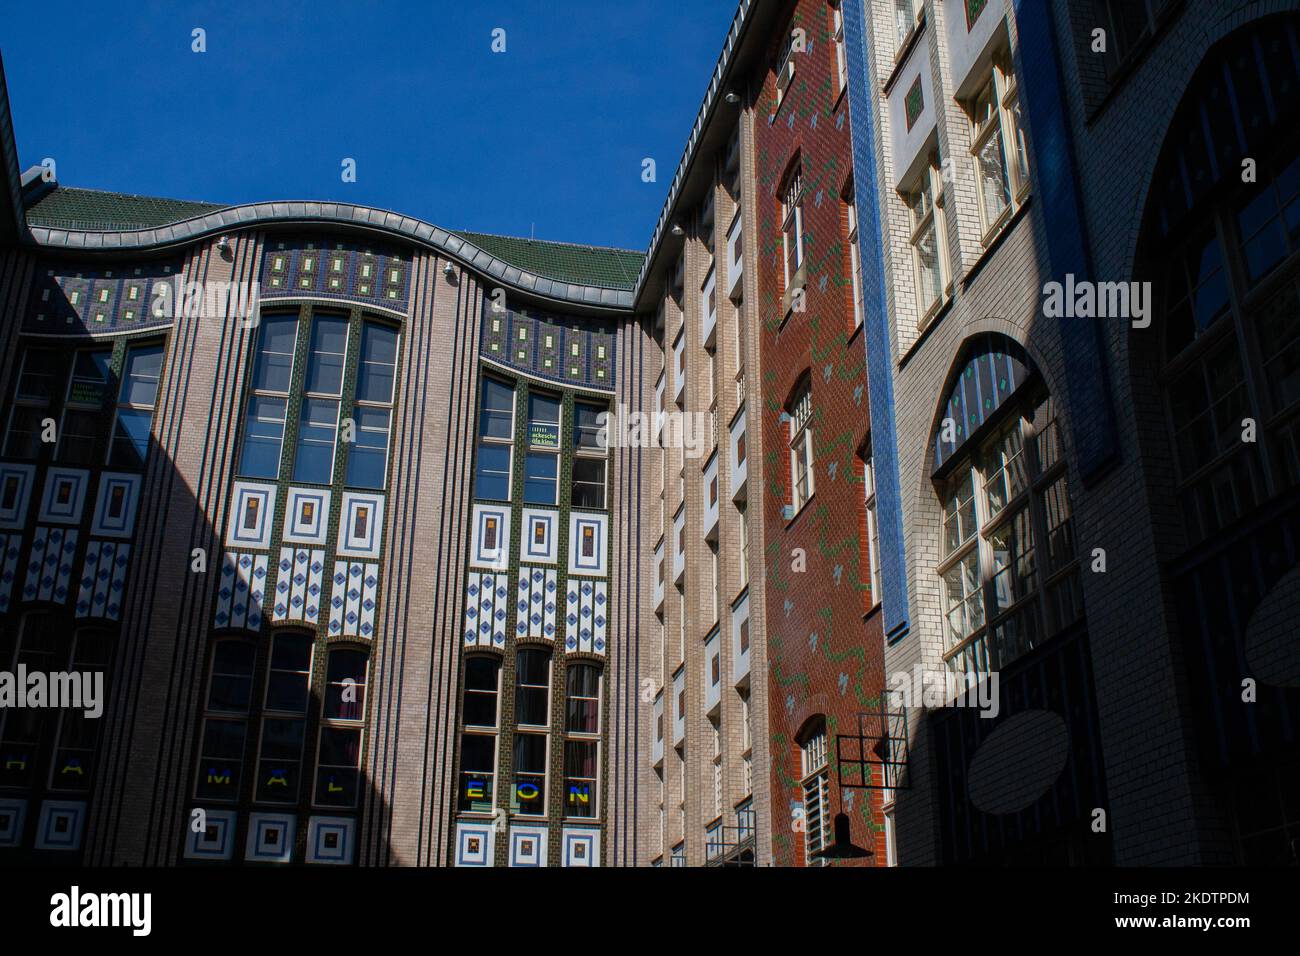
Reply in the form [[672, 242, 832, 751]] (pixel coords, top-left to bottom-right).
[[844, 0, 1300, 865], [0, 0, 1296, 869]]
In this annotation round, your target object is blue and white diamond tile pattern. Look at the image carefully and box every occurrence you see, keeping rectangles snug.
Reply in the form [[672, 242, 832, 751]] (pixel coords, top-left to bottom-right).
[[273, 547, 325, 625], [37, 468, 89, 524], [0, 462, 36, 529], [214, 551, 269, 632], [89, 471, 141, 538], [23, 526, 78, 604], [226, 481, 277, 550], [74, 540, 131, 620], [567, 513, 608, 576], [564, 576, 607, 656], [327, 560, 379, 638], [0, 533, 22, 613], [465, 571, 509, 649], [516, 565, 558, 641], [282, 487, 331, 546]]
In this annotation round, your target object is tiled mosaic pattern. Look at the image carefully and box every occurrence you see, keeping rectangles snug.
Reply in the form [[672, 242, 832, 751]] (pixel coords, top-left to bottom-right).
[[75, 540, 130, 620], [272, 547, 326, 625], [327, 560, 378, 638], [480, 306, 616, 392], [515, 565, 558, 641], [23, 526, 78, 604], [214, 551, 269, 631], [564, 577, 607, 656], [24, 260, 182, 335], [464, 571, 509, 649], [260, 238, 410, 312]]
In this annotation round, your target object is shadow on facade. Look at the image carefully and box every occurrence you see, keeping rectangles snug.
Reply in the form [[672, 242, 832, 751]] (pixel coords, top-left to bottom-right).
[[0, 249, 395, 868]]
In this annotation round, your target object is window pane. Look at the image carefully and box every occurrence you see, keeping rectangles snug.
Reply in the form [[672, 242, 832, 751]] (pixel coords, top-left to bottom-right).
[[66, 349, 112, 408], [15, 349, 65, 404], [239, 395, 287, 478], [480, 379, 514, 440], [976, 130, 1010, 225], [475, 443, 511, 500], [356, 324, 399, 403], [119, 345, 165, 407], [528, 393, 562, 448], [196, 719, 245, 800], [252, 315, 298, 393], [109, 408, 153, 468], [574, 402, 606, 451], [572, 456, 606, 509], [292, 397, 339, 484], [325, 649, 368, 720], [524, 451, 558, 504], [305, 316, 349, 395], [345, 406, 391, 489]]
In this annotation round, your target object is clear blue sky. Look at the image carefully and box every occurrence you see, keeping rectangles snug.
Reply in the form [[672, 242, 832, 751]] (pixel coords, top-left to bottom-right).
[[1, 0, 738, 251]]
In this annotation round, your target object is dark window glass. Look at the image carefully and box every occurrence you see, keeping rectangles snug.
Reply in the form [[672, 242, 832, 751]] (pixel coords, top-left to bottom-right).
[[463, 656, 500, 728], [515, 648, 550, 726]]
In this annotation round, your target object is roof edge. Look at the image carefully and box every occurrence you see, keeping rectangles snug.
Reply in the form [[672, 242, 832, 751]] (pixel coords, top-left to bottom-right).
[[26, 200, 636, 312]]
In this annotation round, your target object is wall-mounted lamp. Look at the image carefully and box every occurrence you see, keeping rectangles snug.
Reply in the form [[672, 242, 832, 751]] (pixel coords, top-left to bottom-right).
[[670, 223, 685, 237], [724, 90, 741, 105], [443, 261, 455, 277]]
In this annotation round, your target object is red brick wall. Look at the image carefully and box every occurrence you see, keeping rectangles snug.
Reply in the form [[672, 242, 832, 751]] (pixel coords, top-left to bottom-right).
[[751, 0, 887, 867]]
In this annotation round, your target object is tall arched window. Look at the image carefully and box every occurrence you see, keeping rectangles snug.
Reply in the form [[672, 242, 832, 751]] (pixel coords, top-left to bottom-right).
[[1138, 17, 1300, 550], [194, 639, 256, 802], [511, 647, 551, 815], [932, 343, 1083, 677], [797, 717, 829, 865], [458, 655, 501, 813], [564, 662, 601, 819], [313, 646, 368, 808]]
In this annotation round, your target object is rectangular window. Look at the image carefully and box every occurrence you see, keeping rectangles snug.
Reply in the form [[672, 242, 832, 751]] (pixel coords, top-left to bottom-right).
[[782, 164, 805, 289], [831, 2, 847, 95], [572, 401, 608, 509], [893, 0, 921, 50], [564, 740, 599, 818], [970, 59, 1030, 237], [459, 732, 496, 812], [108, 343, 165, 468], [292, 317, 348, 485], [239, 315, 298, 478], [905, 158, 946, 322], [844, 183, 864, 331], [864, 454, 881, 608], [313, 648, 366, 808], [475, 377, 515, 500], [293, 397, 340, 485], [56, 349, 112, 466], [789, 384, 815, 512], [346, 322, 398, 489], [511, 732, 547, 814], [524, 391, 561, 504]]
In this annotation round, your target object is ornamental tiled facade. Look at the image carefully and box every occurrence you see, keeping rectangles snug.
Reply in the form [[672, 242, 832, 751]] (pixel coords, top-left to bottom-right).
[[0, 0, 1296, 868]]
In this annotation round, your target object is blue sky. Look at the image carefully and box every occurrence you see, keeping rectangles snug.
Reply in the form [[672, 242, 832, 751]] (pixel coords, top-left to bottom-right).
[[1, 0, 738, 251]]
